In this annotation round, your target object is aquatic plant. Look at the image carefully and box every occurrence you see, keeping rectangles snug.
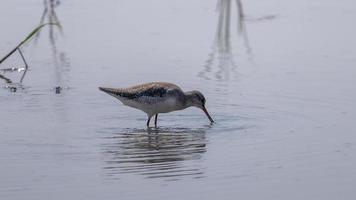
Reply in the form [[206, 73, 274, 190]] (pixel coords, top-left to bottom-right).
[[0, 23, 60, 84], [0, 74, 12, 84]]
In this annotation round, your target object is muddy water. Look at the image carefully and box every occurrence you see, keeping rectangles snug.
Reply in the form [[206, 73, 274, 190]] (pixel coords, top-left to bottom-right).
[[1, 0, 356, 199]]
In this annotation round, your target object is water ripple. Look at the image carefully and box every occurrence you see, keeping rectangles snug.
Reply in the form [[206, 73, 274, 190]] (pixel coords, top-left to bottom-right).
[[101, 127, 208, 181]]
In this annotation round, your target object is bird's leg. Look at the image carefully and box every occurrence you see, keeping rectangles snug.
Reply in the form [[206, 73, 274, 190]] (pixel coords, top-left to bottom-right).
[[146, 116, 152, 127], [154, 114, 158, 128]]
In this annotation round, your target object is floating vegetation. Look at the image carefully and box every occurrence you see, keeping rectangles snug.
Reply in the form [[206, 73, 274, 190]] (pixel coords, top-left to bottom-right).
[[55, 86, 62, 94], [245, 14, 277, 22], [0, 23, 60, 90], [0, 67, 26, 73]]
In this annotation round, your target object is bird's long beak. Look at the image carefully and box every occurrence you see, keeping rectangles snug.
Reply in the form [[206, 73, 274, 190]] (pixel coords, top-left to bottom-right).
[[202, 106, 214, 123]]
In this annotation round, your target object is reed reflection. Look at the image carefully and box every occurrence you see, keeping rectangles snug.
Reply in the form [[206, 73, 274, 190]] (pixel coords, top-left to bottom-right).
[[102, 128, 207, 181], [37, 0, 70, 94], [35, 0, 62, 44], [199, 0, 252, 81]]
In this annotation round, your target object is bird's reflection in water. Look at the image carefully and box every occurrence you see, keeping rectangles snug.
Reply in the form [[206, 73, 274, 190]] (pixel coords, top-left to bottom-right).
[[101, 127, 208, 181], [199, 0, 252, 81]]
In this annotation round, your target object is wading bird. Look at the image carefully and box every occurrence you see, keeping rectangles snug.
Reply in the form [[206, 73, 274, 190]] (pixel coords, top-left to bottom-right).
[[99, 82, 214, 127]]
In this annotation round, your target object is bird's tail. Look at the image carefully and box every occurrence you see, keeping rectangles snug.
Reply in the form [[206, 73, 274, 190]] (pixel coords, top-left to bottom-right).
[[99, 87, 133, 99]]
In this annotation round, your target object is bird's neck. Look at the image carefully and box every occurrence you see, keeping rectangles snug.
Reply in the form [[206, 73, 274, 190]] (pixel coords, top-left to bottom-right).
[[182, 91, 195, 109]]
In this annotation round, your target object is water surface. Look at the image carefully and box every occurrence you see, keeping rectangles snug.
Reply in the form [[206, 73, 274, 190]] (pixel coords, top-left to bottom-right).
[[1, 0, 356, 199]]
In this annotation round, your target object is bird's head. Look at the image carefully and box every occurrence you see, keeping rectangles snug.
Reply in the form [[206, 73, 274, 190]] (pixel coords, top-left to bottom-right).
[[185, 90, 214, 123]]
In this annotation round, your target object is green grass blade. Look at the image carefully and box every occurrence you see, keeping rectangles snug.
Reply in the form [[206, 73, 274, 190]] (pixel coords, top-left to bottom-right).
[[1, 23, 60, 64], [19, 22, 60, 46]]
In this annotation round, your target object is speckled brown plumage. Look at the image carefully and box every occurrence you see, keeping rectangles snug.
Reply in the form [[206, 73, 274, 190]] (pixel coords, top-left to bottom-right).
[[99, 82, 214, 127]]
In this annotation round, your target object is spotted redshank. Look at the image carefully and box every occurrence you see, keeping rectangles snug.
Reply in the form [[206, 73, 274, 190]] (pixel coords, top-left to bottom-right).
[[99, 82, 214, 127]]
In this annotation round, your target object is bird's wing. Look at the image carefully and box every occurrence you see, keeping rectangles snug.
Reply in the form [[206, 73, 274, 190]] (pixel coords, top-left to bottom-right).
[[99, 82, 183, 100], [123, 82, 182, 99]]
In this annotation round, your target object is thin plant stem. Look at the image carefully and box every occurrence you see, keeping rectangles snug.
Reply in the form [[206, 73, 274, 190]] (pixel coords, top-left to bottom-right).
[[0, 74, 12, 83], [0, 23, 59, 65], [18, 48, 28, 83]]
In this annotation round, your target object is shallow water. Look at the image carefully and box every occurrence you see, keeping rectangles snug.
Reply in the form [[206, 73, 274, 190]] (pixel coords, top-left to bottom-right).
[[1, 0, 356, 199]]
